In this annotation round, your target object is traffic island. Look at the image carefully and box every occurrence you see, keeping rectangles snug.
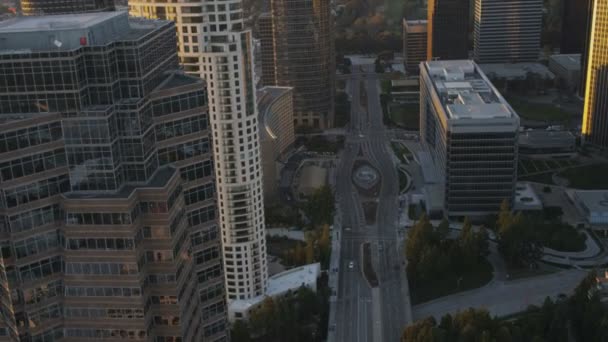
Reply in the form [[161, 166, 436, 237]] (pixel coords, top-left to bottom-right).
[[362, 242, 379, 287], [352, 160, 381, 197]]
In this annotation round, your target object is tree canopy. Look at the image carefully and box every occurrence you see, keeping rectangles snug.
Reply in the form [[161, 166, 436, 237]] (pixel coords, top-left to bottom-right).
[[403, 271, 608, 342]]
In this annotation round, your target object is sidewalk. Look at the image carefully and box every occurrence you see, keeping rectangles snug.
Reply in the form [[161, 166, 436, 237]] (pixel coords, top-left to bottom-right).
[[326, 210, 341, 342]]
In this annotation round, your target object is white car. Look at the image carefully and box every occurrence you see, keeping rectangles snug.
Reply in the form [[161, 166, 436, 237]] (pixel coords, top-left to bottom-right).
[[344, 227, 351, 232], [348, 261, 355, 269]]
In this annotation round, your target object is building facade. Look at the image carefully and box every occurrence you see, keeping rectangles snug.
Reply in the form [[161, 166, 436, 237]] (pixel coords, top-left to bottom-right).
[[21, 0, 114, 15], [266, 0, 335, 129], [130, 0, 269, 307], [561, 0, 592, 54], [403, 20, 427, 75], [128, 0, 207, 77], [582, 0, 608, 148], [474, 0, 543, 64], [420, 60, 520, 217], [0, 12, 226, 341], [427, 0, 469, 61], [258, 13, 276, 87], [257, 87, 295, 204]]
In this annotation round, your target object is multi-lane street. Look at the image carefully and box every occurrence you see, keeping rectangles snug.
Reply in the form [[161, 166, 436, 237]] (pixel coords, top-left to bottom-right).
[[333, 63, 413, 342]]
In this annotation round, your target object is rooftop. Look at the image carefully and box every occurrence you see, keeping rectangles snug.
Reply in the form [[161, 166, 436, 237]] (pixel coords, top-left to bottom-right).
[[155, 73, 203, 92], [514, 182, 543, 211], [0, 11, 123, 32], [572, 190, 608, 214], [549, 54, 582, 71], [64, 166, 177, 200], [229, 263, 321, 313], [0, 11, 167, 52], [519, 130, 576, 148], [424, 60, 516, 120], [403, 19, 427, 32], [479, 63, 555, 81]]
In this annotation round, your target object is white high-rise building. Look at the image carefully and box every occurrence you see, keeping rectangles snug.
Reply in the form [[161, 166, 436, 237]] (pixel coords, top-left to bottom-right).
[[474, 0, 543, 63], [129, 1, 268, 302]]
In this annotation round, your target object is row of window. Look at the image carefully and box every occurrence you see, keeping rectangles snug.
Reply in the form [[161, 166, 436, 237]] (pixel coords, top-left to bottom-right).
[[4, 174, 70, 208], [184, 183, 214, 205], [19, 256, 62, 283], [179, 160, 213, 182], [16, 303, 61, 328], [0, 122, 62, 154], [0, 148, 66, 182], [8, 204, 63, 233], [152, 90, 206, 117], [155, 114, 208, 141], [66, 237, 135, 251], [191, 226, 219, 247], [64, 307, 144, 320], [187, 205, 216, 228], [65, 262, 138, 276], [66, 207, 140, 226], [158, 138, 209, 165], [64, 286, 142, 298], [194, 246, 220, 266], [65, 328, 146, 340], [14, 230, 61, 259], [146, 273, 176, 285], [20, 279, 62, 305]]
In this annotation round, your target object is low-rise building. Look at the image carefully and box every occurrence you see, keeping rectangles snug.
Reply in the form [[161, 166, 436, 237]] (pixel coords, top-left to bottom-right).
[[480, 63, 555, 82], [567, 190, 608, 226], [228, 263, 321, 321], [549, 54, 582, 91], [257, 86, 295, 203], [518, 130, 577, 155], [391, 78, 420, 104], [513, 182, 543, 211]]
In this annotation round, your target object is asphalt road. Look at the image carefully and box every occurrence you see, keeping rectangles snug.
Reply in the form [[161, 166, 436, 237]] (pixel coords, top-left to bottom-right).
[[333, 64, 413, 342]]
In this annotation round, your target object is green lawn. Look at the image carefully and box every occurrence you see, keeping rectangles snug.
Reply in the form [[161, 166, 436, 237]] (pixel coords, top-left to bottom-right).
[[410, 258, 494, 304], [508, 99, 573, 122], [389, 103, 419, 129], [558, 164, 608, 189]]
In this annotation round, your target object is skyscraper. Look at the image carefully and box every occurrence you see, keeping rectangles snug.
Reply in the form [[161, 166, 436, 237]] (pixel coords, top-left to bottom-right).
[[258, 13, 276, 87], [403, 19, 428, 75], [128, 1, 207, 76], [0, 11, 226, 341], [474, 0, 543, 64], [427, 0, 469, 61], [420, 60, 519, 217], [582, 0, 608, 147], [130, 0, 268, 302], [263, 0, 335, 129], [21, 0, 114, 15], [561, 0, 592, 54], [199, 0, 268, 303]]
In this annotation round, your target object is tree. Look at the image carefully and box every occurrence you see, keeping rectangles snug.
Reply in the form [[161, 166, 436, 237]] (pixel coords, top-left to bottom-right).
[[305, 232, 315, 264], [495, 201, 541, 268], [318, 224, 331, 268], [405, 214, 437, 279], [303, 186, 335, 227], [231, 320, 251, 342], [437, 219, 450, 240]]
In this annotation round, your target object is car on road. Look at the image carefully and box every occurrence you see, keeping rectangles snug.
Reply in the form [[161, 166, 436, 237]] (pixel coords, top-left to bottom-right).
[[344, 226, 351, 232], [348, 261, 355, 269]]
